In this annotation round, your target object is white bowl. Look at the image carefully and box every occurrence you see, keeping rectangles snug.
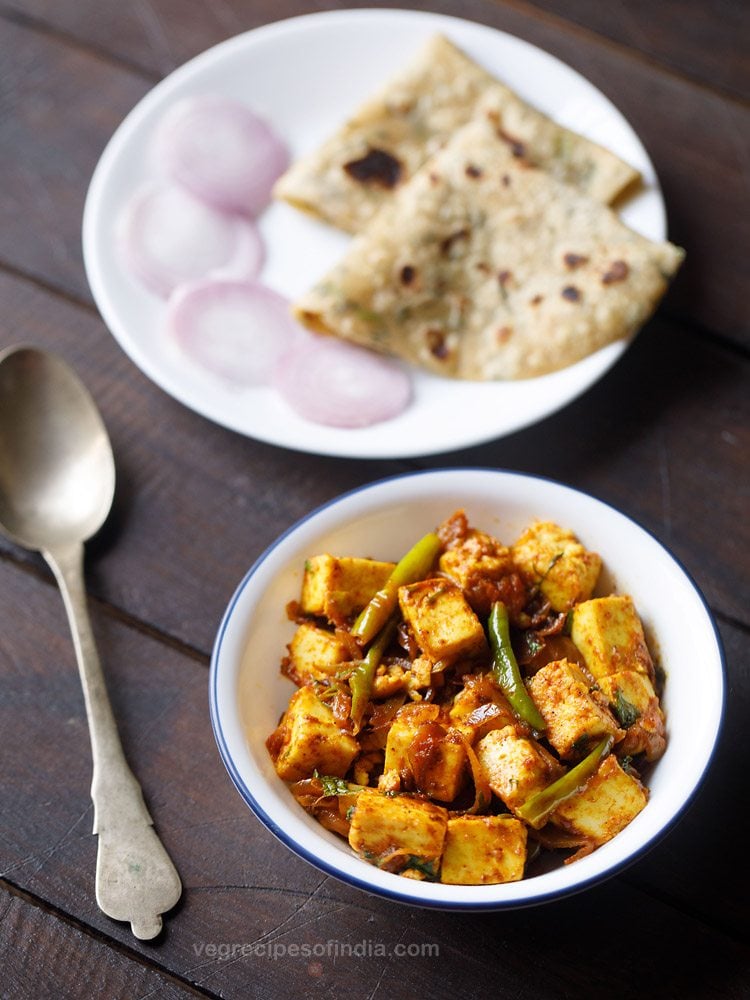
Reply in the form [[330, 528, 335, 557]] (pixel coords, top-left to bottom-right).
[[209, 469, 725, 909]]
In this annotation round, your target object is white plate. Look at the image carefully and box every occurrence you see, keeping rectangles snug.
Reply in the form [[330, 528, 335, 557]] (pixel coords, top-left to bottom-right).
[[210, 469, 724, 909], [83, 9, 666, 459]]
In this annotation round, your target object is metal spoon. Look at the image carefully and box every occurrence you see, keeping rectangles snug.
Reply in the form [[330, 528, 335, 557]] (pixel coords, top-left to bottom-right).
[[0, 345, 181, 940]]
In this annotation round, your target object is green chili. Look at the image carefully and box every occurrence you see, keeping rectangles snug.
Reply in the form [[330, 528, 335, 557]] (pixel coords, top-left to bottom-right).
[[488, 601, 546, 733], [352, 532, 441, 646], [349, 618, 397, 731], [516, 736, 614, 828]]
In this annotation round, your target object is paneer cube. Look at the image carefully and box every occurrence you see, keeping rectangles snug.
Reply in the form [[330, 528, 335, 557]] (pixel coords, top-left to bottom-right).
[[440, 815, 527, 884], [300, 554, 395, 621], [511, 521, 601, 612], [382, 704, 467, 801], [439, 526, 523, 616], [439, 529, 514, 590], [527, 658, 623, 760], [570, 595, 654, 681], [348, 789, 447, 876], [267, 686, 359, 782], [551, 754, 648, 846], [407, 725, 467, 802], [476, 725, 564, 815], [448, 673, 516, 743], [383, 704, 441, 778], [284, 622, 350, 685], [597, 670, 666, 761], [398, 578, 486, 664]]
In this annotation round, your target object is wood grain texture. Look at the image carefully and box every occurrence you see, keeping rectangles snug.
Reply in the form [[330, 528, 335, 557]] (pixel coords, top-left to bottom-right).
[[0, 17, 151, 303], [522, 0, 750, 101], [0, 3, 749, 342], [0, 558, 748, 997], [0, 888, 199, 999], [7, 0, 750, 100]]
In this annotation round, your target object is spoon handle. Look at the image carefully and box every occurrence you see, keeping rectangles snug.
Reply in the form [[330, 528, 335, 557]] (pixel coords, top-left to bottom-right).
[[45, 542, 182, 940]]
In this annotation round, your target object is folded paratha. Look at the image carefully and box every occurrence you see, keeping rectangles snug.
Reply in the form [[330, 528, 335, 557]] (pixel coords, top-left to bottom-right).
[[292, 119, 683, 380], [273, 34, 641, 233]]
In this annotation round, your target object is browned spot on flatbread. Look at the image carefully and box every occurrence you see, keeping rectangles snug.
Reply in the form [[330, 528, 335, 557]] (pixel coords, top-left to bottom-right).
[[564, 253, 589, 270], [498, 130, 526, 158], [440, 229, 470, 257], [343, 148, 402, 188], [561, 285, 582, 302], [602, 260, 630, 284], [425, 328, 450, 360], [496, 326, 513, 344]]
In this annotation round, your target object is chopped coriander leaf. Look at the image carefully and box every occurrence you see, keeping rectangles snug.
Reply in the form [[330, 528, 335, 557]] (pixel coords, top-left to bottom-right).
[[404, 856, 439, 880], [619, 755, 636, 775], [611, 689, 641, 728], [312, 771, 366, 797]]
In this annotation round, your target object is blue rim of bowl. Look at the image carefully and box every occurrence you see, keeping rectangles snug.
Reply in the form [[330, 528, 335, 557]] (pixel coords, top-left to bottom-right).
[[208, 467, 726, 909]]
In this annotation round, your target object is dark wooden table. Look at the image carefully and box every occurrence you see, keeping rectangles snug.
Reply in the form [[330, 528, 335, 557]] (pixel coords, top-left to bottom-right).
[[1, 2, 748, 997]]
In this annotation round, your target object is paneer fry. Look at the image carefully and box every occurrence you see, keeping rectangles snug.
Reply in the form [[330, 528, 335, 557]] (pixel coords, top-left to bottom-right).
[[301, 554, 396, 622], [399, 577, 486, 664], [448, 673, 517, 743], [511, 521, 601, 612], [476, 725, 564, 815], [267, 686, 359, 782], [569, 595, 655, 680], [597, 669, 666, 761], [284, 622, 350, 685], [348, 789, 448, 877], [383, 703, 442, 780], [266, 510, 666, 884], [441, 815, 527, 884], [526, 658, 623, 759], [550, 753, 648, 845]]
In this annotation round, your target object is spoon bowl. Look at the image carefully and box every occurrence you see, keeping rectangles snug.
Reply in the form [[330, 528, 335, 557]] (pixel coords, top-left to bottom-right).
[[0, 346, 115, 552], [0, 345, 181, 940]]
